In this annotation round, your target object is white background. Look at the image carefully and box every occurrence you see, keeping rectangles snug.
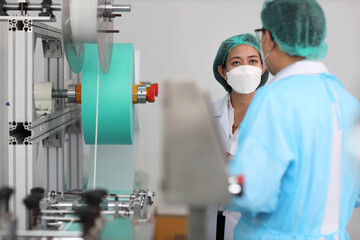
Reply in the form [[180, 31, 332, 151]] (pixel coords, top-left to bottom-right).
[[0, 0, 359, 237]]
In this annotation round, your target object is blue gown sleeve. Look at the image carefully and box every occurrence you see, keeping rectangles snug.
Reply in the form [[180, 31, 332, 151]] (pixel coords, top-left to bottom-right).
[[355, 189, 360, 208], [228, 87, 295, 216]]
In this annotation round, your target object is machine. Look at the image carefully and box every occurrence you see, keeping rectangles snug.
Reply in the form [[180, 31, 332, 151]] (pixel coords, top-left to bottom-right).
[[0, 0, 158, 238]]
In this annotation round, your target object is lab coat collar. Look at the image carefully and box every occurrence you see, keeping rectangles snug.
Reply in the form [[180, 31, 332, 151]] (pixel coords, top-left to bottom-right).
[[213, 94, 230, 142], [269, 60, 330, 84], [213, 94, 228, 117]]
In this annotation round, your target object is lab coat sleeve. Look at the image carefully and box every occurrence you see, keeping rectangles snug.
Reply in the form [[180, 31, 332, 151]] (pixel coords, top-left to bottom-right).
[[228, 87, 295, 216], [355, 189, 360, 208]]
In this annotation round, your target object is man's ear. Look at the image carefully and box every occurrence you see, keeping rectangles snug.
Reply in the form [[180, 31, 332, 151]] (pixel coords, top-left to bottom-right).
[[261, 63, 266, 74], [217, 65, 227, 80], [263, 31, 275, 52]]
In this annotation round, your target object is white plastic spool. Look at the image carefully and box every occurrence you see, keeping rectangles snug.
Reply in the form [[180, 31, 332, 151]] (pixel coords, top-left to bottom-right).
[[62, 0, 114, 74], [69, 0, 98, 43]]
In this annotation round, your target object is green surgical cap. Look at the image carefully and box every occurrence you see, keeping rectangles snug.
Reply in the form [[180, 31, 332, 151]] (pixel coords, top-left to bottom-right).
[[261, 0, 327, 60], [213, 33, 269, 93]]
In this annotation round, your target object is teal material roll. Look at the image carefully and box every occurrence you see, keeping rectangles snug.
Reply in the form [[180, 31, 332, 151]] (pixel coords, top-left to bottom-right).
[[101, 218, 134, 240], [82, 43, 134, 145]]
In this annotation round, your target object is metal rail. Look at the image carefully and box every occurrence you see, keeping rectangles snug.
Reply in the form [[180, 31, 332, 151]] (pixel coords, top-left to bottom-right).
[[2, 3, 131, 13]]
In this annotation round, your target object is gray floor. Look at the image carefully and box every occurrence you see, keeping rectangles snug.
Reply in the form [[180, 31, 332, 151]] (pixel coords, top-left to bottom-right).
[[348, 208, 360, 239]]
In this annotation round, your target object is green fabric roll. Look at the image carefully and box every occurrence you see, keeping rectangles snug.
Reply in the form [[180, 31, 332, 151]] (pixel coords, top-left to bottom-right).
[[101, 218, 134, 240], [82, 43, 134, 145]]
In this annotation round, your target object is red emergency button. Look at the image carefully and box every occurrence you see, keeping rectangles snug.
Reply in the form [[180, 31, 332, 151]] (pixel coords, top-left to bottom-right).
[[153, 83, 159, 97], [146, 86, 155, 102]]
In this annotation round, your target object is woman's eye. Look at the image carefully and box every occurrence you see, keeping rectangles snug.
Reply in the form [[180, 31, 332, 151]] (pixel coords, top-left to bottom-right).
[[250, 59, 258, 64], [232, 61, 240, 66]]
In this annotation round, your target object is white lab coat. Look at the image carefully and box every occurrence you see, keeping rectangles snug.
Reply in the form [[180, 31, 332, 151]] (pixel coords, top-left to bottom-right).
[[206, 94, 241, 240]]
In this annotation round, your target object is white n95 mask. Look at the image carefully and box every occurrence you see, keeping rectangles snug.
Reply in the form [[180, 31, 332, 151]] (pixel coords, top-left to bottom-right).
[[226, 65, 262, 94]]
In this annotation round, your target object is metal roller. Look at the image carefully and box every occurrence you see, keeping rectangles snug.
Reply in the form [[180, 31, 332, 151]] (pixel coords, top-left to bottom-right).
[[61, 0, 131, 74]]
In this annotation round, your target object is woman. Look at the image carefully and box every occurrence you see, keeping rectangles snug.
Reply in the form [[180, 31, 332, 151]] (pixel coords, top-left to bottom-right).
[[207, 33, 269, 239]]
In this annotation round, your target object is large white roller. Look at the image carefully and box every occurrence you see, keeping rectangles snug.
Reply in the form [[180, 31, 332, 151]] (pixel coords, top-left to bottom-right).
[[62, 0, 114, 74]]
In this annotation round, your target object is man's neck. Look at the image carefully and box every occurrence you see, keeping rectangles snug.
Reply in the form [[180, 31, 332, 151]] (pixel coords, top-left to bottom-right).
[[271, 50, 306, 75]]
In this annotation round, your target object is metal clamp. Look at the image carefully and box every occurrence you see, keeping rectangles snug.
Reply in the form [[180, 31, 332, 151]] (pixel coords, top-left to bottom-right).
[[38, 0, 54, 18], [0, 0, 7, 16]]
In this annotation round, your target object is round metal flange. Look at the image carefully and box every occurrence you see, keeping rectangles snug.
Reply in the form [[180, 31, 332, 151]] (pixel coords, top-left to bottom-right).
[[61, 0, 85, 74], [62, 0, 114, 74], [97, 0, 114, 74]]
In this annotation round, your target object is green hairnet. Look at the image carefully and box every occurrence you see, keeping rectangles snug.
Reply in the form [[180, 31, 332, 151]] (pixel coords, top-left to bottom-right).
[[213, 34, 269, 93], [261, 0, 327, 60]]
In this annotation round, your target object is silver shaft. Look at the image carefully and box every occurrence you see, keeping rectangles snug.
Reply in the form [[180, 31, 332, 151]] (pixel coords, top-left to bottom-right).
[[51, 202, 73, 208], [111, 194, 131, 198], [50, 201, 129, 209], [3, 3, 129, 14], [41, 210, 133, 217], [110, 4, 131, 12], [52, 89, 68, 98], [41, 216, 79, 221], [108, 202, 129, 208], [41, 209, 74, 214], [3, 3, 61, 12], [101, 210, 134, 216], [16, 230, 82, 238]]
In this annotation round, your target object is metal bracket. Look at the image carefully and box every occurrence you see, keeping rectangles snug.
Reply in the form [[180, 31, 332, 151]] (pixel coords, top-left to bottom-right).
[[0, 0, 7, 16], [43, 131, 63, 148], [38, 0, 54, 19], [8, 18, 32, 32], [42, 39, 63, 58], [67, 121, 82, 134]]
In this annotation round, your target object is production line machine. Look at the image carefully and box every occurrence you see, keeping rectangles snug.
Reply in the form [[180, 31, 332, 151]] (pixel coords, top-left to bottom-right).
[[0, 0, 158, 238], [1, 187, 155, 239]]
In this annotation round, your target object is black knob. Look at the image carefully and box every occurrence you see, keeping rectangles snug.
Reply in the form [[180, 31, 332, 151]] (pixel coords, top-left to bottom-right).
[[75, 207, 97, 236], [147, 196, 153, 206], [30, 187, 45, 197], [0, 187, 14, 202], [23, 194, 42, 210], [81, 189, 107, 207], [75, 207, 95, 225]]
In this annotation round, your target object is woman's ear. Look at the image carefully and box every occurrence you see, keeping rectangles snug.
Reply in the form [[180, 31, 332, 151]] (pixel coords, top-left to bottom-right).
[[217, 65, 227, 80]]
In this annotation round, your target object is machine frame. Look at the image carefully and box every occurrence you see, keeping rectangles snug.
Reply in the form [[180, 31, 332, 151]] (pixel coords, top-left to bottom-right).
[[6, 18, 83, 230]]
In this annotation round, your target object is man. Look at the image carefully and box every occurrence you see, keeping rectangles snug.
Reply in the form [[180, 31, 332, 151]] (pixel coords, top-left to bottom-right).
[[229, 0, 360, 239]]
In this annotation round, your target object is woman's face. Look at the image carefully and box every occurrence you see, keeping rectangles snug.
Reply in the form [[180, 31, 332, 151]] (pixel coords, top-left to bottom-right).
[[225, 44, 263, 71], [218, 44, 266, 79]]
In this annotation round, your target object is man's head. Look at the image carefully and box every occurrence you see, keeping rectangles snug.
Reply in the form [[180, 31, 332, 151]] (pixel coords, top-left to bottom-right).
[[259, 0, 328, 75]]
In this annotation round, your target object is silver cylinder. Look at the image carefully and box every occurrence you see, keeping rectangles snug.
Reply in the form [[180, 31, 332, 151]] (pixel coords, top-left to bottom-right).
[[3, 3, 62, 12], [110, 4, 131, 12], [137, 85, 147, 104], [41, 209, 74, 214], [52, 89, 68, 99], [67, 84, 76, 103], [107, 202, 129, 208], [49, 202, 73, 208], [16, 230, 82, 238], [41, 216, 79, 222]]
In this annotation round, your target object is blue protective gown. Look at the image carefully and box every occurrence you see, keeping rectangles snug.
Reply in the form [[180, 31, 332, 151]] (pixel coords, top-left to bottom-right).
[[229, 61, 360, 239]]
